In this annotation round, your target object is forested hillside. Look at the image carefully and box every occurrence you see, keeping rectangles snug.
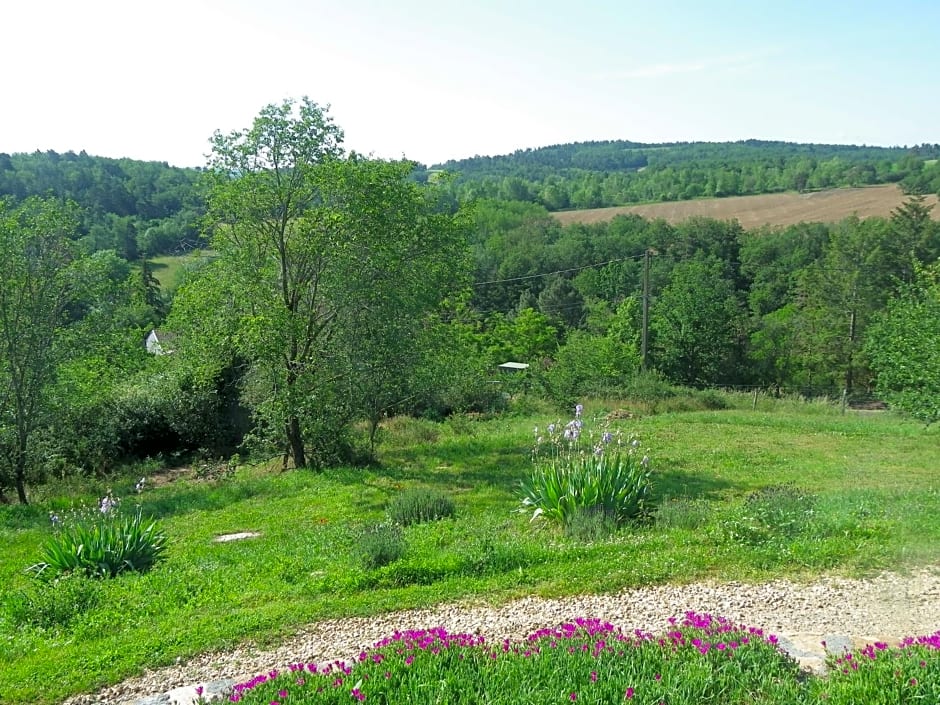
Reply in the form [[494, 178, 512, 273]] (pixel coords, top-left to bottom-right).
[[429, 139, 940, 209], [0, 150, 205, 258], [3, 120, 940, 505]]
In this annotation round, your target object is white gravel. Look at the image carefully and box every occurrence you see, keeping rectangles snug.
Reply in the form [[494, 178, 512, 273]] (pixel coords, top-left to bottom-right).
[[63, 566, 940, 705]]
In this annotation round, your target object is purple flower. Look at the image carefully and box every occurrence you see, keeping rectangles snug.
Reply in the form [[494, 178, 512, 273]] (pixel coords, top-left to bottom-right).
[[625, 687, 635, 699], [569, 693, 578, 701]]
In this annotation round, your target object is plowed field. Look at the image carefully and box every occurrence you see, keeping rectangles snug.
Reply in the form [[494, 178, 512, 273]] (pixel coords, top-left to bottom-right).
[[553, 184, 939, 228]]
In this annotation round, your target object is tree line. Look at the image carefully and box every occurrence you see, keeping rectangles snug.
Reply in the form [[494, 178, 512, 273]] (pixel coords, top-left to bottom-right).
[[2, 102, 939, 504], [0, 150, 205, 259], [427, 140, 940, 210]]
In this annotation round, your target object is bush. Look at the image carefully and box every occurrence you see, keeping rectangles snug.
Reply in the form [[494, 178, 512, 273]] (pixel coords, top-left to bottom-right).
[[356, 523, 406, 570], [724, 484, 816, 545], [388, 487, 456, 526], [520, 404, 653, 527], [28, 495, 167, 580]]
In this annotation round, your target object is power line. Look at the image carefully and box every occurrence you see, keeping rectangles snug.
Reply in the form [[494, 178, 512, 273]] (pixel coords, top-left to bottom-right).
[[472, 255, 645, 287]]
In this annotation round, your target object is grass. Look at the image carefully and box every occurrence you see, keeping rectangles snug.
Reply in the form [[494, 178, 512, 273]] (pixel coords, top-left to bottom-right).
[[147, 250, 217, 293], [1, 395, 939, 704]]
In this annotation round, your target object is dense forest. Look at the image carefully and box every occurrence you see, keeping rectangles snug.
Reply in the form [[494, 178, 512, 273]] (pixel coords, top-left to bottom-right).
[[2, 114, 940, 503], [0, 150, 205, 259], [427, 139, 940, 209]]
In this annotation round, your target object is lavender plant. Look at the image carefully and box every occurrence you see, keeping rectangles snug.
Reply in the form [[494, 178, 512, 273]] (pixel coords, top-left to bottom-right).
[[520, 404, 652, 529], [28, 488, 167, 580]]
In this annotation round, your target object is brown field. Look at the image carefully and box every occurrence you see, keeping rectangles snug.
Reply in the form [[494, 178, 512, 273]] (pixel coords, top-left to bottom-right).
[[553, 184, 939, 229]]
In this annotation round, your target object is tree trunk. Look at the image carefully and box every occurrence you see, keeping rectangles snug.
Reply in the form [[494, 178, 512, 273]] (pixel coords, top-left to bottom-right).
[[286, 416, 307, 469], [14, 453, 28, 504]]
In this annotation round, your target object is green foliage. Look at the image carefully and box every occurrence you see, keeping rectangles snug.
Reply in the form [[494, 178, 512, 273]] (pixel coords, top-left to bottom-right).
[[817, 641, 940, 703], [356, 522, 406, 570], [0, 150, 206, 257], [651, 257, 744, 386], [564, 504, 618, 541], [723, 484, 816, 546], [2, 572, 102, 630], [521, 409, 652, 527], [654, 496, 713, 530], [437, 139, 937, 210], [2, 406, 940, 704], [866, 264, 940, 424], [220, 613, 811, 705], [175, 98, 472, 469], [29, 500, 167, 580], [387, 487, 456, 526]]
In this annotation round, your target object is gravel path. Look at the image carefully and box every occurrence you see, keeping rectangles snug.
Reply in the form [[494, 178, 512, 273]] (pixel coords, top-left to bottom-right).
[[64, 566, 940, 705]]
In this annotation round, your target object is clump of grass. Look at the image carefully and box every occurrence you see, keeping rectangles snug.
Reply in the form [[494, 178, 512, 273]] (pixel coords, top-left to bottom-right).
[[655, 496, 713, 530], [564, 505, 618, 541], [356, 523, 406, 570], [387, 487, 455, 526]]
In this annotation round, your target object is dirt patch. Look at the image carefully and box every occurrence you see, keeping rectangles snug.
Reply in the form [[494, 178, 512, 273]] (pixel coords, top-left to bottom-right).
[[553, 184, 939, 229]]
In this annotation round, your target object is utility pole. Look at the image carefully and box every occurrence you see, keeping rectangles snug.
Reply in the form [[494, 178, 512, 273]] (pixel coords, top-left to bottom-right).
[[641, 249, 651, 371]]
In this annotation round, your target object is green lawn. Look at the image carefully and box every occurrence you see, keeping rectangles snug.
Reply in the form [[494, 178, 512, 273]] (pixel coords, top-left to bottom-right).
[[1, 398, 938, 704], [147, 250, 217, 293]]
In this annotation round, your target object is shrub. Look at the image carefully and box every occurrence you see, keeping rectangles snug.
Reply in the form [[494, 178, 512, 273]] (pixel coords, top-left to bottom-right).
[[28, 494, 167, 580], [724, 484, 816, 545], [520, 404, 653, 527], [387, 487, 455, 526], [356, 523, 406, 570]]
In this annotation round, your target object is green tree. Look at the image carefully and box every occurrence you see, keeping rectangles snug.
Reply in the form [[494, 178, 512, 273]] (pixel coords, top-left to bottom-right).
[[0, 198, 81, 503], [651, 258, 744, 386], [178, 98, 469, 468], [866, 264, 940, 424], [790, 217, 893, 393]]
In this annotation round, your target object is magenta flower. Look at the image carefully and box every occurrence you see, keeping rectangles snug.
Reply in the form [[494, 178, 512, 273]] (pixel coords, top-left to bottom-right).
[[625, 687, 635, 699], [569, 693, 578, 701]]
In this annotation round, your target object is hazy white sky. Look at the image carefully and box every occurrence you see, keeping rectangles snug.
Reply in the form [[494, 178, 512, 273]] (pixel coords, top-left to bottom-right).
[[3, 0, 939, 167]]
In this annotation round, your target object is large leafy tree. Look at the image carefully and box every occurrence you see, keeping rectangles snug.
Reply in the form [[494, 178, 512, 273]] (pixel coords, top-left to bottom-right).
[[0, 198, 82, 503], [651, 257, 744, 386], [177, 98, 469, 468], [866, 264, 940, 424]]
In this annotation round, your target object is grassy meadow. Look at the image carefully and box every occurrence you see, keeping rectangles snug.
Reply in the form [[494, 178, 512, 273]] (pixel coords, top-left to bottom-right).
[[1, 394, 939, 704]]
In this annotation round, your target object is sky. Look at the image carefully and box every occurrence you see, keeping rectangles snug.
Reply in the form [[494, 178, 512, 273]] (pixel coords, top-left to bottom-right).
[[3, 0, 940, 168]]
